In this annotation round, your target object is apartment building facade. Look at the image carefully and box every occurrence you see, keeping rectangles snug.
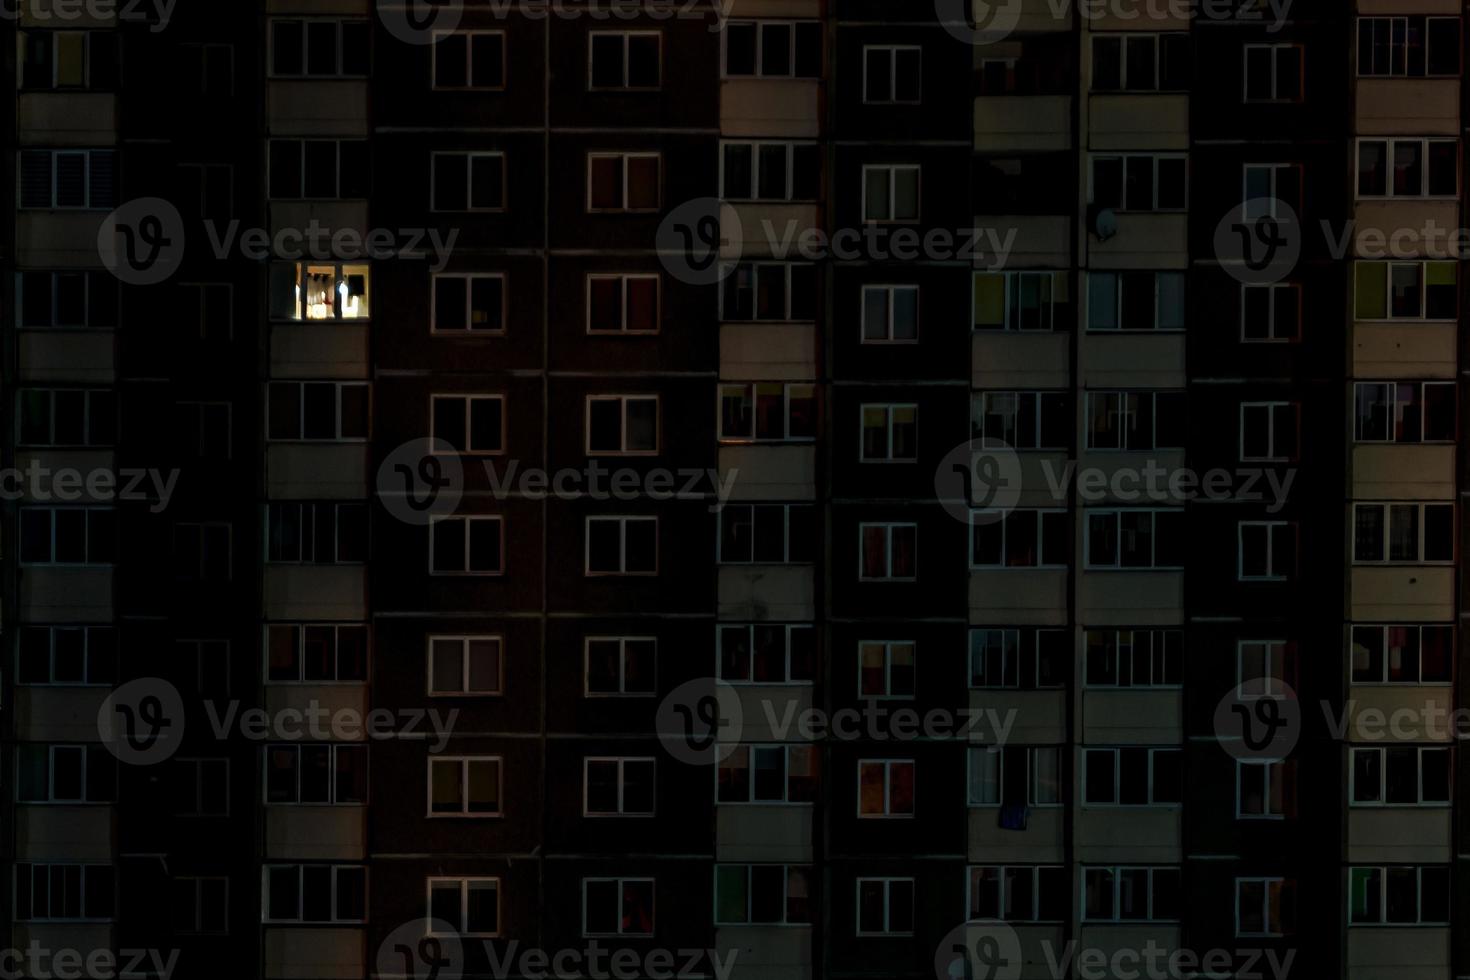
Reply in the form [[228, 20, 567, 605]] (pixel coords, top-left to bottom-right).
[[2, 0, 1465, 978]]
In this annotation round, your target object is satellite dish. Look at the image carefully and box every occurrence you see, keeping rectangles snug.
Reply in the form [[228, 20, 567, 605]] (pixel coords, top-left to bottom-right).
[[1092, 207, 1118, 242]]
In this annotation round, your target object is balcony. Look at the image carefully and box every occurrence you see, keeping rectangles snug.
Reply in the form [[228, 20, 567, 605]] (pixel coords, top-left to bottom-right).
[[14, 687, 109, 742], [1077, 331, 1185, 388], [967, 805, 1062, 863], [18, 331, 115, 383], [721, 324, 817, 381], [264, 928, 365, 980], [715, 927, 811, 980], [721, 80, 819, 138], [716, 805, 812, 861], [1356, 79, 1458, 135], [731, 686, 813, 742], [15, 211, 109, 267], [265, 806, 367, 862], [718, 565, 815, 621], [1087, 214, 1188, 268], [974, 95, 1072, 152], [969, 569, 1068, 625], [1088, 95, 1187, 151], [970, 689, 1064, 744], [264, 565, 367, 620], [1352, 445, 1454, 500], [719, 445, 816, 500], [1347, 808, 1451, 864], [724, 202, 820, 259], [972, 331, 1071, 389], [1080, 571, 1183, 624], [1081, 690, 1182, 743], [1349, 566, 1453, 620], [18, 93, 116, 145], [270, 322, 371, 379], [1353, 322, 1457, 378], [20, 567, 113, 622], [1347, 928, 1449, 980], [267, 80, 369, 136], [1075, 808, 1181, 864], [266, 444, 369, 499]]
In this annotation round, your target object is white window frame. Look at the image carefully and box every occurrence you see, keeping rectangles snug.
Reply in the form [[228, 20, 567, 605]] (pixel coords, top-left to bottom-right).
[[1240, 282, 1301, 343], [430, 393, 506, 456], [858, 522, 918, 582], [430, 272, 506, 334], [1237, 521, 1293, 582], [862, 44, 921, 104], [854, 877, 914, 936], [1237, 639, 1289, 700], [586, 152, 661, 213], [1350, 624, 1453, 686], [1242, 43, 1303, 102], [581, 877, 655, 937], [582, 756, 656, 817], [717, 624, 814, 686], [1083, 509, 1183, 570], [1352, 502, 1455, 565], [1236, 877, 1292, 938], [430, 30, 506, 90], [1355, 137, 1459, 199], [427, 755, 504, 817], [585, 394, 659, 456], [1348, 866, 1449, 925], [972, 270, 1063, 332], [1354, 260, 1457, 322], [427, 877, 501, 938], [264, 743, 366, 806], [585, 273, 660, 334], [583, 636, 657, 696], [1081, 866, 1180, 923], [1088, 153, 1188, 212], [1349, 746, 1451, 807], [858, 403, 918, 463], [861, 164, 921, 223], [1239, 402, 1296, 461], [427, 634, 504, 696], [860, 284, 919, 344], [428, 514, 506, 577], [1235, 759, 1289, 820], [856, 759, 915, 818], [260, 864, 367, 924], [717, 382, 816, 443], [587, 30, 661, 90], [716, 744, 815, 805], [429, 151, 507, 213], [1081, 747, 1182, 808], [584, 515, 659, 576], [857, 640, 915, 700], [713, 864, 812, 926]]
